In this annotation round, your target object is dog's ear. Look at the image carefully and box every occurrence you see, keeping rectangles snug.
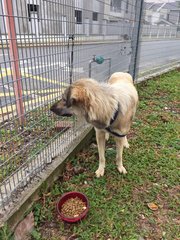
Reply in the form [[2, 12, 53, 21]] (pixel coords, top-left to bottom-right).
[[66, 85, 90, 110], [63, 86, 72, 108], [65, 86, 79, 106], [65, 86, 79, 107]]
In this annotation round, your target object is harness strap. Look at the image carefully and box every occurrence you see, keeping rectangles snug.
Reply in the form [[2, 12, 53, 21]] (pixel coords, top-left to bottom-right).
[[109, 103, 120, 125], [105, 102, 126, 138], [105, 126, 126, 138]]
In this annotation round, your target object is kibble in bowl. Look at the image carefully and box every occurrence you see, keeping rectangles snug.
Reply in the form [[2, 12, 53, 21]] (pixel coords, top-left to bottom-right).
[[57, 191, 89, 223]]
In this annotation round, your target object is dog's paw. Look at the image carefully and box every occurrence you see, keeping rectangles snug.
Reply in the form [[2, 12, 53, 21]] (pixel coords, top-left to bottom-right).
[[95, 167, 105, 178], [118, 166, 127, 174]]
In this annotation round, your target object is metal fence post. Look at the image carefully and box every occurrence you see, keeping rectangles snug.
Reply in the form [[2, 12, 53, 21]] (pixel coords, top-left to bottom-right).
[[4, 0, 24, 125], [129, 0, 144, 81]]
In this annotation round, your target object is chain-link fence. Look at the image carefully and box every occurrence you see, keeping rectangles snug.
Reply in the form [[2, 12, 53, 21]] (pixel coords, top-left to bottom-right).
[[0, 0, 180, 212]]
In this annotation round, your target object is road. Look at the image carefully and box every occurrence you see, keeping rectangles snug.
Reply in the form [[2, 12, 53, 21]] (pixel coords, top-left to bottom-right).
[[138, 39, 180, 73], [0, 39, 180, 119]]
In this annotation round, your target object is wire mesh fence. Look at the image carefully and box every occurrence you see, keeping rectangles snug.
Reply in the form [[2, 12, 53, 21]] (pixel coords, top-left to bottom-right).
[[0, 0, 180, 211], [138, 1, 180, 78]]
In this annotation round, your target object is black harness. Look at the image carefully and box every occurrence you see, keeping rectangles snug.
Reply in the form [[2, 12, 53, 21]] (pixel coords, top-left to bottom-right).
[[105, 103, 126, 138]]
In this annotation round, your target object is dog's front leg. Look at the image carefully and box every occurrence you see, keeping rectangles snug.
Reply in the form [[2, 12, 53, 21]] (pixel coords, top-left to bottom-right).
[[95, 129, 106, 177], [115, 137, 127, 174]]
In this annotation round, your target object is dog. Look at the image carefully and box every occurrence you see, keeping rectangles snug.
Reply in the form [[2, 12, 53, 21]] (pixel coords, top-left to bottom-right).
[[50, 72, 138, 177]]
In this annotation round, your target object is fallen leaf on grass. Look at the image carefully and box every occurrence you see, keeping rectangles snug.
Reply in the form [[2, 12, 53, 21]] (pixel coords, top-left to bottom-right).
[[139, 214, 145, 220], [147, 202, 158, 211], [43, 192, 51, 197], [68, 233, 80, 240]]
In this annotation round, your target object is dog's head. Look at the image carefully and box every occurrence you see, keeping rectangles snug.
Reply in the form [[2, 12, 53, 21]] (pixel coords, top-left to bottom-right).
[[50, 86, 74, 117], [50, 80, 92, 117]]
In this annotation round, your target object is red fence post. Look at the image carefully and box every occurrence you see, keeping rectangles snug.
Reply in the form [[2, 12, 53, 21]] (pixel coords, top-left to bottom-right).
[[4, 0, 25, 125]]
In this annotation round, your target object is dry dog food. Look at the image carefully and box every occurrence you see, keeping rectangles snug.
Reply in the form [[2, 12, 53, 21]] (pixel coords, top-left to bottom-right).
[[61, 197, 87, 217]]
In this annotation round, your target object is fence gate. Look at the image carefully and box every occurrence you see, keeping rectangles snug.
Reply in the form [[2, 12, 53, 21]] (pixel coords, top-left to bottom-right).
[[0, 0, 143, 216]]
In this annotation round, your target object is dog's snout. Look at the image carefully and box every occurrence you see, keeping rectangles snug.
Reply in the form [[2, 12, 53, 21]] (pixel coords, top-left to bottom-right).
[[50, 102, 58, 113], [60, 108, 73, 117], [50, 102, 73, 117]]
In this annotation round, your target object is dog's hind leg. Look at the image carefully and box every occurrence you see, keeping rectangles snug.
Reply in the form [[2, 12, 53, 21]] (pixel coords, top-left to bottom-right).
[[95, 129, 106, 177], [115, 137, 127, 174], [105, 132, 109, 141]]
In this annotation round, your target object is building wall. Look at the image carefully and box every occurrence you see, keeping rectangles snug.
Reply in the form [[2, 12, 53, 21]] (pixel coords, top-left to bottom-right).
[[104, 0, 135, 21], [1, 0, 75, 36], [2, 0, 177, 38], [145, 10, 161, 25], [0, 0, 135, 36], [169, 10, 180, 25], [74, 0, 105, 35]]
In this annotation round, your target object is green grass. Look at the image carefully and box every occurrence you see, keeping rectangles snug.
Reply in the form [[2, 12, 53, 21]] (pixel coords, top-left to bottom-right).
[[31, 70, 180, 240], [0, 105, 74, 182], [0, 224, 13, 240]]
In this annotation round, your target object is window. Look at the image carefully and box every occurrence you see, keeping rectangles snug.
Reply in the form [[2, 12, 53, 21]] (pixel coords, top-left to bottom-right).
[[93, 12, 98, 21], [27, 4, 39, 21], [110, 0, 122, 12], [75, 10, 82, 24], [147, 15, 152, 22], [125, 0, 129, 13]]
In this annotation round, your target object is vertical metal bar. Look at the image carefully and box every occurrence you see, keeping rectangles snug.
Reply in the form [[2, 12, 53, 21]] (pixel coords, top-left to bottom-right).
[[89, 60, 93, 78], [68, 34, 75, 84], [3, 0, 25, 125], [129, 0, 144, 81]]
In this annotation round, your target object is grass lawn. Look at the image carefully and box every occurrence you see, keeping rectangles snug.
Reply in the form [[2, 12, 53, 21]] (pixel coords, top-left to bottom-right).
[[31, 70, 179, 240]]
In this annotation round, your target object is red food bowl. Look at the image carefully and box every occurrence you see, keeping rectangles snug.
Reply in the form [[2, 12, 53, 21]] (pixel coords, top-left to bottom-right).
[[57, 191, 89, 223]]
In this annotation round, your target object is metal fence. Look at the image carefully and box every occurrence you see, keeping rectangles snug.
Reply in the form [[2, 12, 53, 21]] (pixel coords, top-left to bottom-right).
[[0, 0, 180, 212]]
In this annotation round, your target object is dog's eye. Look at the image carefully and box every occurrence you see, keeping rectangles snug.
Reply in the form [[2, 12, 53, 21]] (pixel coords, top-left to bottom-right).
[[62, 95, 66, 103]]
